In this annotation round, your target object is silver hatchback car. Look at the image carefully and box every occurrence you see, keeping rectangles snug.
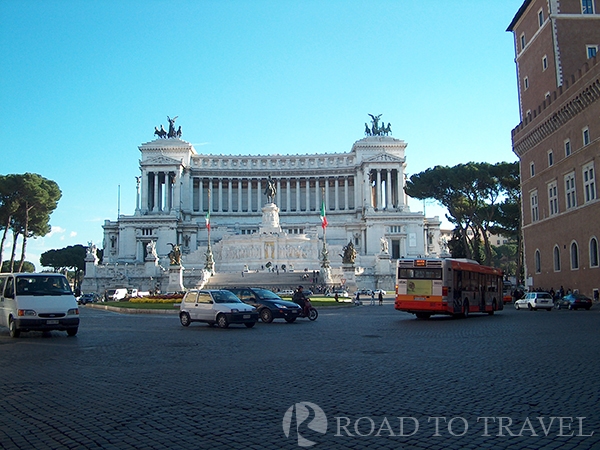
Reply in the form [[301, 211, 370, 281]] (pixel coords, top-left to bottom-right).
[[514, 292, 554, 311], [179, 289, 258, 328]]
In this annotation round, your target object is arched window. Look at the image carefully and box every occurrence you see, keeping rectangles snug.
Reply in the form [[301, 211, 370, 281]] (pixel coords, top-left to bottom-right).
[[553, 246, 561, 271], [535, 249, 541, 273], [571, 242, 579, 270], [590, 237, 599, 268]]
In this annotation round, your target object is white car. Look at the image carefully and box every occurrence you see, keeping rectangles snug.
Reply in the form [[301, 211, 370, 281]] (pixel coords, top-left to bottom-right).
[[326, 290, 349, 298], [278, 290, 295, 297], [514, 292, 553, 311], [179, 290, 259, 328]]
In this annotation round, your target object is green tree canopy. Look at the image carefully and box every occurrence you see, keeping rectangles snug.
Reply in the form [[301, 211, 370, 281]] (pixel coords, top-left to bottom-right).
[[41, 244, 87, 293], [0, 173, 61, 272], [405, 161, 520, 266]]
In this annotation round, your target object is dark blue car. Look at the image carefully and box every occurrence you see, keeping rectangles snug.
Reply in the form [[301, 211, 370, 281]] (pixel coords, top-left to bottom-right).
[[555, 293, 593, 310]]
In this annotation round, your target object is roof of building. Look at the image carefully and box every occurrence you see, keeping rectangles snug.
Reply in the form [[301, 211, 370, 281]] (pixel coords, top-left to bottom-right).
[[506, 0, 532, 32]]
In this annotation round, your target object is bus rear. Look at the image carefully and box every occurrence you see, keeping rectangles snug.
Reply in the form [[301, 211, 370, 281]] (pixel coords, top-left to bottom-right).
[[395, 259, 451, 318]]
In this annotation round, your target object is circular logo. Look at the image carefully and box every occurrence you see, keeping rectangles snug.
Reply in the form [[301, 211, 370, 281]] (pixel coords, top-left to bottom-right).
[[282, 402, 328, 447]]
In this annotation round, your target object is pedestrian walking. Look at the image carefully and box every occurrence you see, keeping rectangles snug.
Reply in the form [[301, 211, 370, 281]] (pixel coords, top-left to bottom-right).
[[370, 291, 375, 306], [378, 291, 383, 306]]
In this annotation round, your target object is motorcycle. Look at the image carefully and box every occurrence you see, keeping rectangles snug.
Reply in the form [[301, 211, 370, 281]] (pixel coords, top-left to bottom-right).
[[299, 298, 318, 321]]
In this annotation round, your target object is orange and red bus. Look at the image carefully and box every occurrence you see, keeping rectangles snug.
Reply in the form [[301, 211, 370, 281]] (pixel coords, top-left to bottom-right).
[[395, 258, 504, 319]]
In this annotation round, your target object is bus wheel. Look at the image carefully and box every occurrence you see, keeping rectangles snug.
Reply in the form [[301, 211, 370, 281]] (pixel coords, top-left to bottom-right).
[[415, 313, 430, 319], [463, 301, 470, 318], [488, 300, 496, 315]]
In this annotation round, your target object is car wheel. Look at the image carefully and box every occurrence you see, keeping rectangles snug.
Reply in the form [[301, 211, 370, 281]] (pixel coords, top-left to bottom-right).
[[217, 314, 229, 328], [285, 317, 297, 323], [260, 308, 273, 323], [569, 304, 574, 310], [244, 321, 256, 328], [555, 303, 560, 309], [180, 312, 191, 327], [515, 304, 520, 310], [66, 328, 78, 337], [528, 304, 533, 311], [8, 318, 20, 338]]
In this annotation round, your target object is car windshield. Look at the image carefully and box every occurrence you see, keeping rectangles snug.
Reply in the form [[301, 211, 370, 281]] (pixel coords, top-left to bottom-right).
[[537, 293, 552, 299], [16, 276, 72, 296], [212, 291, 243, 304], [254, 288, 282, 300]]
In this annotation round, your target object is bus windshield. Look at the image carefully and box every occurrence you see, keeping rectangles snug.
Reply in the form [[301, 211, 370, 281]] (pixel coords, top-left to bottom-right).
[[398, 268, 442, 280]]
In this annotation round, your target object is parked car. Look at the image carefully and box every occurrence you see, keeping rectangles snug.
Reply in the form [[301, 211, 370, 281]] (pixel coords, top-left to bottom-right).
[[355, 289, 373, 296], [326, 289, 349, 298], [179, 289, 258, 328], [226, 287, 302, 323], [373, 289, 386, 296], [78, 293, 99, 305], [555, 293, 593, 310], [514, 292, 553, 311], [278, 290, 295, 297]]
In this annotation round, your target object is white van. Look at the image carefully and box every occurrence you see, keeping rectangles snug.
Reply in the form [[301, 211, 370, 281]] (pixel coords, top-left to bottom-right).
[[112, 288, 128, 301], [0, 273, 80, 338]]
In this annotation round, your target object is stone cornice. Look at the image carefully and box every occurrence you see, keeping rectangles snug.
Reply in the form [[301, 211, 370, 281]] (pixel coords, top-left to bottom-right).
[[512, 58, 600, 157], [141, 155, 185, 167]]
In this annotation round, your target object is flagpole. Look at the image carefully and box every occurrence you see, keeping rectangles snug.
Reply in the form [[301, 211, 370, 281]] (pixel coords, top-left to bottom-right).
[[205, 188, 215, 274], [320, 188, 330, 269]]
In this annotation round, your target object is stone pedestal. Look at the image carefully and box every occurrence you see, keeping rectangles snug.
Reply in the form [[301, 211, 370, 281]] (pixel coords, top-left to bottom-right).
[[166, 265, 185, 293], [376, 252, 392, 275], [260, 203, 282, 234], [341, 263, 357, 290]]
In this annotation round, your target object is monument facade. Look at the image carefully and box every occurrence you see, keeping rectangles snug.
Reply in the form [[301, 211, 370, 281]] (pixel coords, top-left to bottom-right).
[[83, 116, 443, 293]]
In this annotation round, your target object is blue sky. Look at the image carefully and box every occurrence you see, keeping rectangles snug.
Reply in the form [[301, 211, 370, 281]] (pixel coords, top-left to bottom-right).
[[1, 0, 524, 269]]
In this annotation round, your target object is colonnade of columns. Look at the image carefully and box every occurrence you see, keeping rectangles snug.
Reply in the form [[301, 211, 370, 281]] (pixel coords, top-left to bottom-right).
[[189, 176, 357, 213], [144, 171, 178, 213], [140, 167, 406, 215], [365, 168, 405, 210]]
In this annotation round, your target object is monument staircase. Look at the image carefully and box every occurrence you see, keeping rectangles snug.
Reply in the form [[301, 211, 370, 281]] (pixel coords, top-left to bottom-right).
[[205, 270, 321, 292]]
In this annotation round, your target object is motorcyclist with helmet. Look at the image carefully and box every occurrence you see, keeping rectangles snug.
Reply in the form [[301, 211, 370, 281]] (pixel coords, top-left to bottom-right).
[[293, 285, 308, 315]]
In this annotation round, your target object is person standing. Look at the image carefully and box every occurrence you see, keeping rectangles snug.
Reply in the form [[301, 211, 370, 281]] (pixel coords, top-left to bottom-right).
[[378, 291, 383, 306], [370, 291, 375, 306]]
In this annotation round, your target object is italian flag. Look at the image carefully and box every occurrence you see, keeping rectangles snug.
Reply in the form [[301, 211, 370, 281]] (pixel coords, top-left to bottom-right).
[[320, 202, 328, 229], [205, 210, 210, 230]]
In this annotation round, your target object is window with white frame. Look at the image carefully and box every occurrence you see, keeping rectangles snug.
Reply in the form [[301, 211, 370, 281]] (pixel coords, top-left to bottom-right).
[[588, 45, 598, 59], [590, 237, 599, 268], [583, 127, 590, 146], [535, 250, 541, 273], [538, 9, 544, 27], [565, 172, 577, 209], [548, 150, 554, 167], [548, 181, 559, 215], [524, 77, 529, 90], [553, 246, 561, 271], [530, 162, 535, 177], [530, 190, 539, 222], [583, 162, 596, 203], [542, 55, 548, 70], [520, 34, 526, 50], [564, 139, 571, 156], [571, 242, 579, 270], [582, 0, 595, 14]]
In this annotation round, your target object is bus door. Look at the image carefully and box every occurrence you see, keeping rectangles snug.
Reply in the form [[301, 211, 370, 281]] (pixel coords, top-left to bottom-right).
[[452, 270, 463, 314]]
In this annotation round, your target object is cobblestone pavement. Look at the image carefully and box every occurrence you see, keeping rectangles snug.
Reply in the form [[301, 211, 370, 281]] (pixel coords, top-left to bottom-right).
[[0, 300, 598, 449]]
